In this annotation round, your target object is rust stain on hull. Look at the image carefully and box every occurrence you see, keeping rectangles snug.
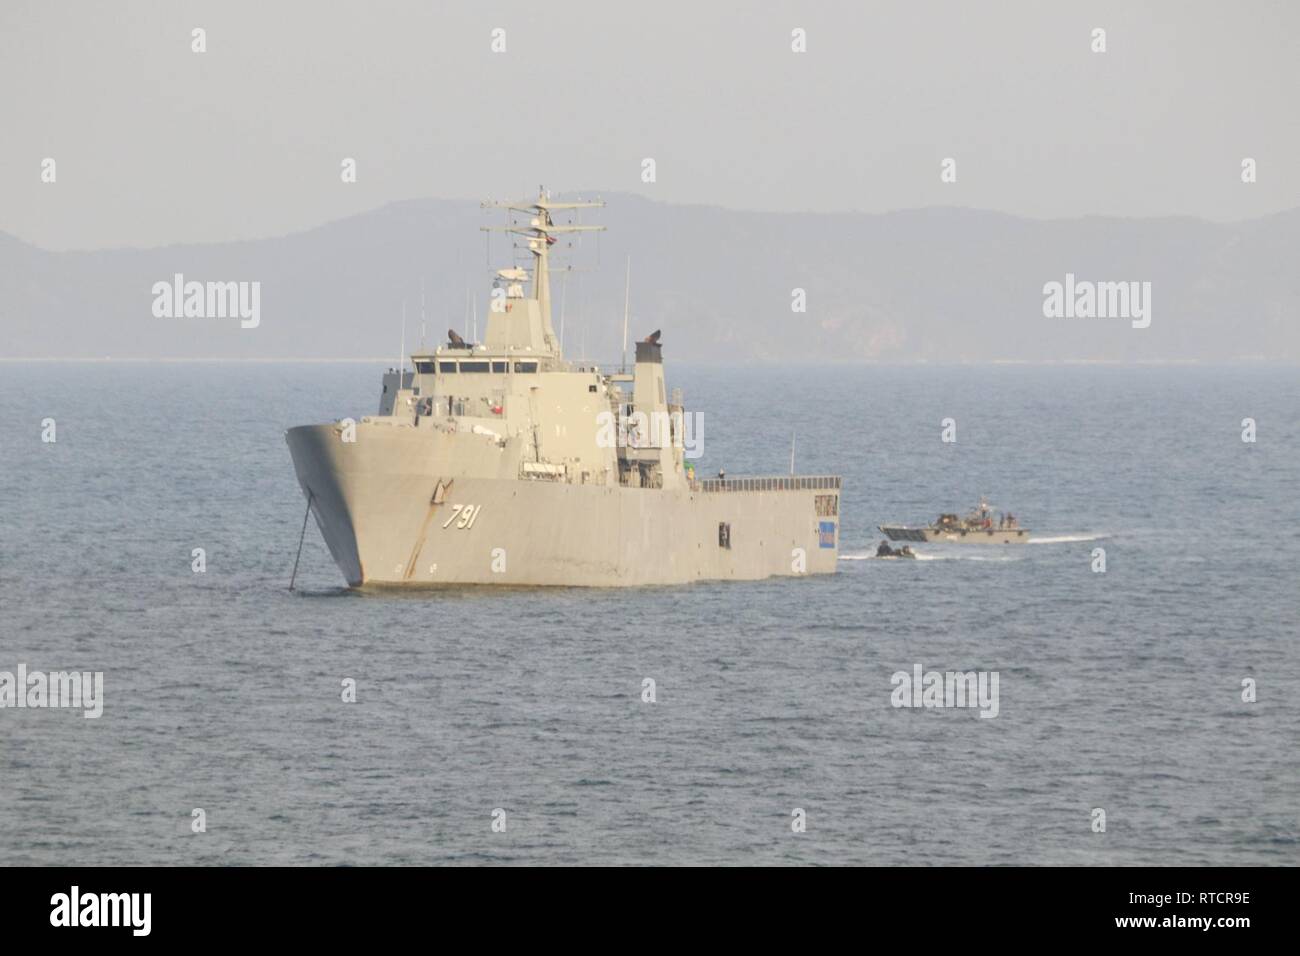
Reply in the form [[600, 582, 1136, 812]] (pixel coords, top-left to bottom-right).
[[402, 479, 451, 581]]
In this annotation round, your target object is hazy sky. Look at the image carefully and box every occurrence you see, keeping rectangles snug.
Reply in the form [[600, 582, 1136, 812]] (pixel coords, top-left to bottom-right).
[[2, 0, 1297, 250]]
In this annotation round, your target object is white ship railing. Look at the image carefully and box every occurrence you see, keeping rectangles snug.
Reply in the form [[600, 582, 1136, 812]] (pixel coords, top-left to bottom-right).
[[693, 475, 841, 493]]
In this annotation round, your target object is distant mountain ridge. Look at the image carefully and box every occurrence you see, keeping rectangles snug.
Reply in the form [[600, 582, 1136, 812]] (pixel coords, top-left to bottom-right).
[[2, 195, 1296, 362]]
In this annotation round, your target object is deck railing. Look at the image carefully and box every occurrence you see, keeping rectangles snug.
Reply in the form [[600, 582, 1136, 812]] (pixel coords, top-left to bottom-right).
[[693, 475, 841, 493]]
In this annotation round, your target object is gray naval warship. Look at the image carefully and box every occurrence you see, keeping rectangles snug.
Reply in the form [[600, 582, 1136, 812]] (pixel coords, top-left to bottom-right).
[[285, 190, 841, 587], [880, 497, 1029, 544]]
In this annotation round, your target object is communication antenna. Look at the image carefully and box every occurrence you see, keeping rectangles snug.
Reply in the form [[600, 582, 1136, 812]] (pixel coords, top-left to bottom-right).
[[622, 256, 631, 372], [559, 271, 568, 353], [790, 430, 796, 475], [472, 293, 478, 343], [420, 278, 426, 347], [480, 189, 605, 356], [399, 299, 406, 379]]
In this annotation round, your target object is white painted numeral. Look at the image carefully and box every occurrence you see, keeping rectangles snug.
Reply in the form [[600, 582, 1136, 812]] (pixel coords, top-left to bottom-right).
[[443, 504, 482, 529]]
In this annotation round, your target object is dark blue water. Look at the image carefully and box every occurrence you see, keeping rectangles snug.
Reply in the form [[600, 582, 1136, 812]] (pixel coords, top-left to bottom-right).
[[1, 362, 1296, 864]]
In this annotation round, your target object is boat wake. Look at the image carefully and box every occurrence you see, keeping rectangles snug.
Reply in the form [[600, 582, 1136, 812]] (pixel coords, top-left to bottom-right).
[[1027, 533, 1110, 544], [839, 550, 1020, 562], [913, 552, 1021, 562]]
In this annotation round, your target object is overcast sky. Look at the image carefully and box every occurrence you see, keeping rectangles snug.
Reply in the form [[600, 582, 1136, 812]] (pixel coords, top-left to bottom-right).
[[2, 0, 1296, 250]]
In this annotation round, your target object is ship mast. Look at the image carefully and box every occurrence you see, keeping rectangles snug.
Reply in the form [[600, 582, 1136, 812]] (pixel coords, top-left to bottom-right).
[[481, 188, 604, 353]]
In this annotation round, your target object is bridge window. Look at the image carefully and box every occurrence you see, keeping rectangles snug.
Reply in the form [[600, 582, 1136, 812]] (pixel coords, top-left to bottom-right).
[[514, 361, 538, 373], [438, 361, 458, 374], [491, 361, 507, 373], [460, 361, 490, 373], [415, 360, 435, 374]]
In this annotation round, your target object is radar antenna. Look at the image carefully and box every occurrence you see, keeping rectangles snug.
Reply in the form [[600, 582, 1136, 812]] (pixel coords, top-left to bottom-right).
[[480, 188, 605, 352]]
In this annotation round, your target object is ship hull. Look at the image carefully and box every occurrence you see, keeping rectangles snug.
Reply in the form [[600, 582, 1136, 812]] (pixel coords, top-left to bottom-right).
[[879, 525, 1029, 544], [287, 424, 839, 587]]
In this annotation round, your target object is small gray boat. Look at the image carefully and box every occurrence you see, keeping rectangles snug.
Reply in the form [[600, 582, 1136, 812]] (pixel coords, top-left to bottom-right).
[[880, 497, 1030, 544]]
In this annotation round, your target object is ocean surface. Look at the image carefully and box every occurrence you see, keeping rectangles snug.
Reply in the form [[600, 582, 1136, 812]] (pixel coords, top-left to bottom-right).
[[1, 362, 1297, 866]]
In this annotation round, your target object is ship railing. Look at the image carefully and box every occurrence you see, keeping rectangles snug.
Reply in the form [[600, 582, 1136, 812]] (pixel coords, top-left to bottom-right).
[[692, 475, 842, 493]]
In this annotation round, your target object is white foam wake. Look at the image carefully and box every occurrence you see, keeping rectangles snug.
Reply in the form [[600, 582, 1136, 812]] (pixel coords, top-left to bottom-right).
[[1028, 533, 1109, 544], [837, 551, 1018, 563], [914, 552, 1019, 561]]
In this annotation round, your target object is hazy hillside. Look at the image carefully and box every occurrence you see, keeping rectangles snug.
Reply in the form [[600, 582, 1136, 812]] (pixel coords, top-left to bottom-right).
[[1, 196, 1296, 362]]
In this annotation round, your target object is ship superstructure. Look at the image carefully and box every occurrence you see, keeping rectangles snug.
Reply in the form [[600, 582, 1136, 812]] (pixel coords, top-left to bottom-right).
[[285, 190, 841, 586]]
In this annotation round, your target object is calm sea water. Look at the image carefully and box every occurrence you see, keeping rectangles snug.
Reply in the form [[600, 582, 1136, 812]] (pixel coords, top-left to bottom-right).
[[1, 362, 1297, 865]]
